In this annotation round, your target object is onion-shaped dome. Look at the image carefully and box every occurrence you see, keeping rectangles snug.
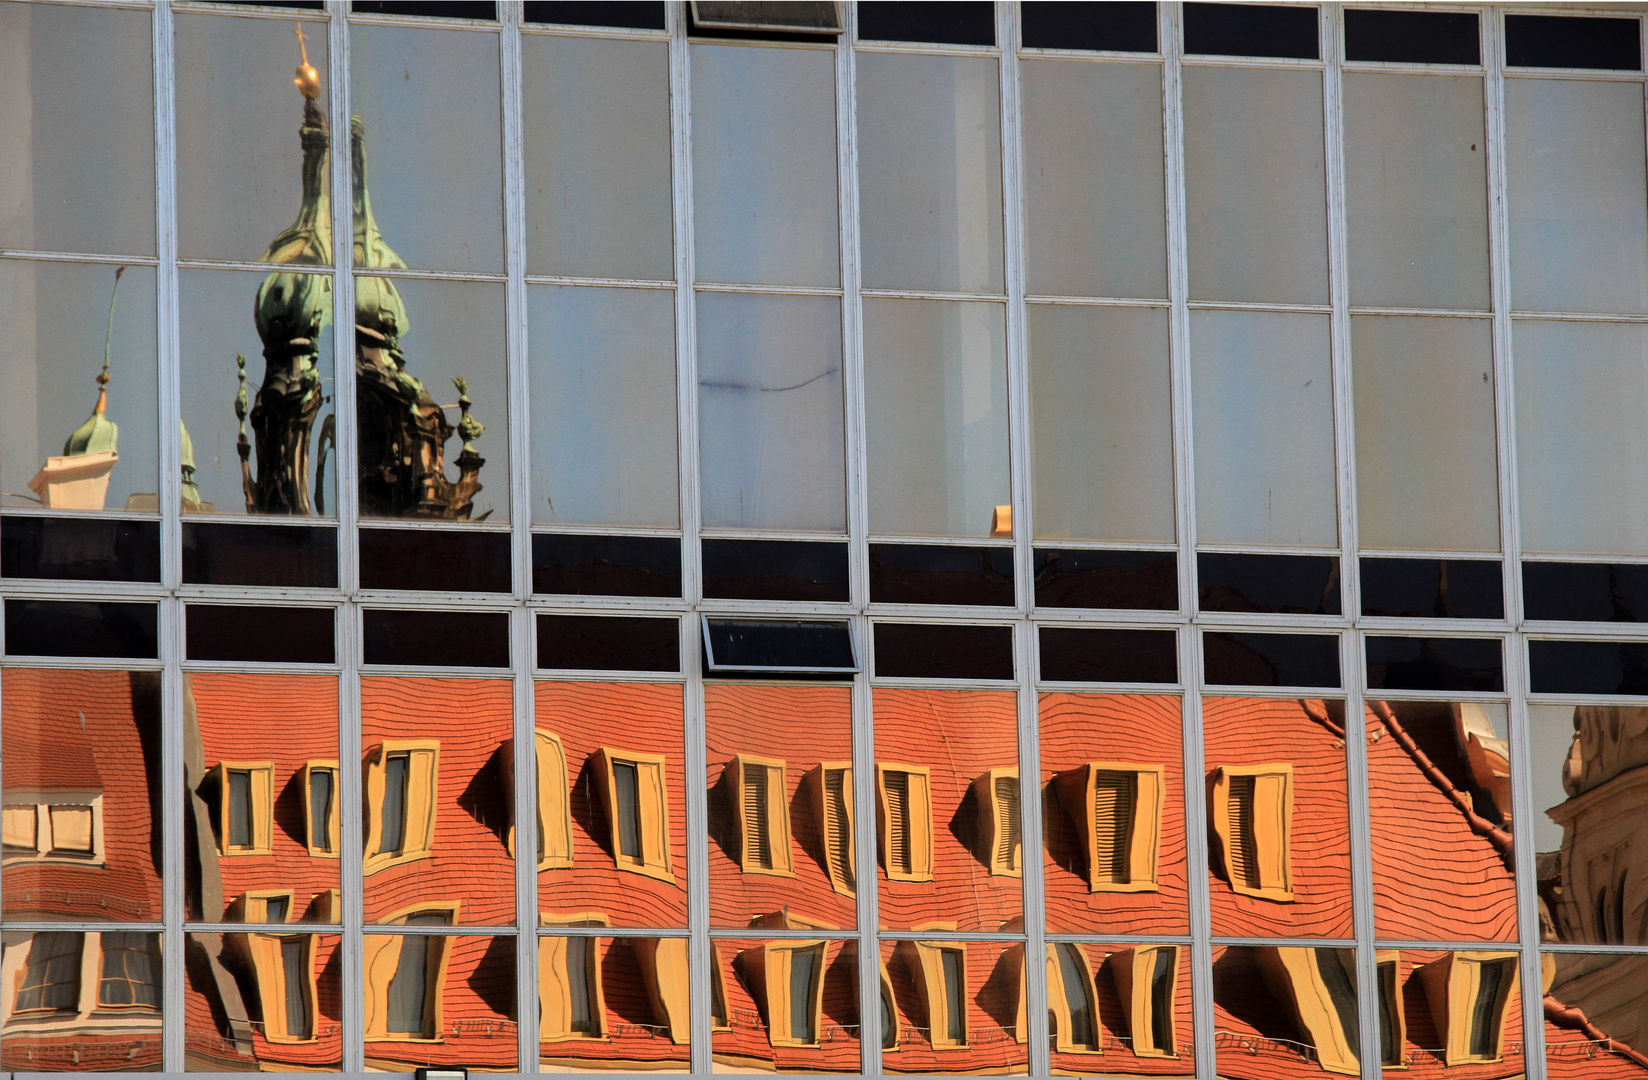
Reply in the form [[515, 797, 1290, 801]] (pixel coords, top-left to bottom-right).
[[63, 374, 118, 457], [349, 114, 409, 344]]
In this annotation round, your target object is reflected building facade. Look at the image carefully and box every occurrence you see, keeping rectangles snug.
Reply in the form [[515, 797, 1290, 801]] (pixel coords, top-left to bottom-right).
[[5, 2, 1648, 1078]]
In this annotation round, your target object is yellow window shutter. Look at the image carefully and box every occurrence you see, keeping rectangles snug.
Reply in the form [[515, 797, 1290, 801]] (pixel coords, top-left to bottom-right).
[[878, 764, 934, 883], [540, 936, 607, 1041], [1054, 762, 1163, 892], [709, 943, 731, 1030], [728, 754, 793, 876], [1251, 770, 1292, 894], [1045, 942, 1100, 1053], [363, 747, 387, 872], [1376, 950, 1405, 1066], [1256, 946, 1361, 1076], [1211, 764, 1294, 901], [1111, 945, 1179, 1058], [909, 941, 968, 1049], [537, 731, 573, 869], [971, 767, 1021, 877], [814, 763, 855, 896], [632, 937, 690, 1044], [362, 933, 402, 1039], [401, 745, 440, 855]]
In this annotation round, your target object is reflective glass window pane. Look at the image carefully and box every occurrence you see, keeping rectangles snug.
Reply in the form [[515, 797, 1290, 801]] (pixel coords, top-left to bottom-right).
[[873, 688, 1021, 932], [1544, 953, 1648, 1070], [0, 261, 159, 514], [1212, 945, 1363, 1078], [857, 53, 1004, 294], [540, 935, 692, 1071], [1508, 78, 1648, 315], [1, 669, 163, 922], [880, 939, 1028, 1072], [0, 2, 155, 257], [535, 681, 688, 928], [528, 284, 677, 528], [363, 932, 515, 1069], [697, 292, 845, 532], [185, 933, 341, 1070], [864, 299, 1009, 539], [175, 12, 333, 266], [1344, 74, 1489, 311], [1531, 704, 1648, 946], [1183, 66, 1327, 305], [1202, 697, 1353, 939], [522, 35, 673, 280], [1515, 320, 1648, 556], [1030, 303, 1173, 543], [1190, 310, 1337, 547], [1, 932, 163, 1070], [355, 277, 507, 522], [186, 674, 339, 923], [712, 938, 857, 1072], [1367, 700, 1516, 942], [1040, 694, 1188, 936], [1021, 59, 1167, 299], [706, 685, 856, 929], [350, 24, 503, 274], [1353, 315, 1499, 552], [1046, 940, 1194, 1073], [359, 677, 514, 925], [181, 268, 336, 518], [691, 43, 839, 288]]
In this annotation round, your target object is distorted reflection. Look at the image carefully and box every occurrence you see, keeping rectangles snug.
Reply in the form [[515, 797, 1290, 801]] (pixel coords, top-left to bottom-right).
[[536, 682, 689, 928], [1542, 953, 1648, 1076], [1045, 940, 1193, 1076], [183, 932, 340, 1071], [0, 931, 162, 1072], [710, 937, 859, 1072], [1201, 698, 1353, 939], [880, 939, 1027, 1075], [1531, 704, 1648, 947], [185, 673, 339, 923], [2, 669, 163, 922], [359, 678, 514, 926], [706, 685, 856, 930], [873, 689, 1023, 932], [363, 932, 516, 1071], [540, 935, 691, 1072], [1367, 700, 1516, 942], [1212, 945, 1360, 1078], [1040, 694, 1188, 935]]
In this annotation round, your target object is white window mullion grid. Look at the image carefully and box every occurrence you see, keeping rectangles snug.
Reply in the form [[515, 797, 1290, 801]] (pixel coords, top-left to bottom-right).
[[997, 3, 1050, 1072]]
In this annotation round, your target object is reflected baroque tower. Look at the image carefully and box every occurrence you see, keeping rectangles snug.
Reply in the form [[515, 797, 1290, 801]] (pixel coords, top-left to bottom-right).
[[1547, 705, 1648, 945], [241, 32, 484, 518]]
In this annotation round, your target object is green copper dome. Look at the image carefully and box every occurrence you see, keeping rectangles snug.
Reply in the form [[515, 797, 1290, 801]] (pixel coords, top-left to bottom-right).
[[63, 384, 118, 457], [255, 95, 334, 349]]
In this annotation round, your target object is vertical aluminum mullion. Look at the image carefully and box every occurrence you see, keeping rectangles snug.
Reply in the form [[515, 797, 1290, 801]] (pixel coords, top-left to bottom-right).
[[665, 5, 712, 1072], [996, 2, 1048, 1072], [836, 3, 884, 1069], [1482, 10, 1544, 1079], [1319, 8, 1381, 1078], [153, 0, 185, 1068], [497, 2, 538, 1070], [326, 1, 365, 1070], [1159, 6, 1216, 1078]]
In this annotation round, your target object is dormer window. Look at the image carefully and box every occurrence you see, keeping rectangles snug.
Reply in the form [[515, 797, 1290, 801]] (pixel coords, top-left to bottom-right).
[[1211, 764, 1294, 901], [728, 754, 794, 876], [1053, 762, 1164, 892], [215, 762, 274, 856], [593, 747, 674, 882], [972, 767, 1022, 877], [1111, 944, 1180, 1058], [877, 764, 934, 883], [813, 763, 855, 896], [1418, 951, 1519, 1065]]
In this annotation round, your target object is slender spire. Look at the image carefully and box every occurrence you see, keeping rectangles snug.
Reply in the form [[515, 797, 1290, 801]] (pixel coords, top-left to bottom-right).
[[64, 265, 124, 457]]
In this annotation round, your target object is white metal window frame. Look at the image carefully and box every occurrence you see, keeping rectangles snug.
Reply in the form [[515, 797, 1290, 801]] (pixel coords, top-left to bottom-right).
[[0, 2, 1645, 1075]]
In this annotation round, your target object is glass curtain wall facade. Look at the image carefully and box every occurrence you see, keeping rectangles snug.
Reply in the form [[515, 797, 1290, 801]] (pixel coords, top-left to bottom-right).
[[1, 1, 1647, 1077]]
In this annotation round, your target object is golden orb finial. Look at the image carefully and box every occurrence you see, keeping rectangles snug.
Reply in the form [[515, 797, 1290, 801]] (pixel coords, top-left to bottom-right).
[[294, 24, 321, 100]]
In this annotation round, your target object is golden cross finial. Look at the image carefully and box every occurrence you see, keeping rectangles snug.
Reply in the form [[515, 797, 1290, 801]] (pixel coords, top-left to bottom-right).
[[293, 23, 321, 100]]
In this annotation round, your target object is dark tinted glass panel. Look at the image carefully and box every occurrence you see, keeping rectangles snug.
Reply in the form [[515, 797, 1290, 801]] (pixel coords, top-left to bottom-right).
[[211, 1, 326, 8], [182, 521, 338, 588], [185, 605, 335, 664], [688, 1, 839, 40], [1360, 558, 1504, 619], [858, 1, 995, 46], [1506, 14, 1642, 71], [1529, 639, 1648, 695], [1184, 2, 1319, 60], [870, 543, 1014, 606], [538, 614, 679, 672], [351, 1, 496, 17], [701, 538, 849, 603], [1021, 2, 1157, 52], [1524, 561, 1648, 622], [703, 618, 856, 672], [532, 533, 681, 598], [2, 516, 160, 582], [874, 622, 1014, 680], [1203, 631, 1339, 688], [1034, 548, 1178, 610], [1366, 636, 1503, 692], [362, 608, 509, 668], [5, 599, 158, 659], [359, 528, 511, 593], [524, 1, 667, 29], [1039, 626, 1177, 683], [1345, 8, 1479, 65], [1198, 552, 1340, 615]]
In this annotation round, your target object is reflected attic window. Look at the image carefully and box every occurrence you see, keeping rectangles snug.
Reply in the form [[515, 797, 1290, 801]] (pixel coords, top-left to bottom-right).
[[690, 1, 844, 34], [227, 26, 491, 520]]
